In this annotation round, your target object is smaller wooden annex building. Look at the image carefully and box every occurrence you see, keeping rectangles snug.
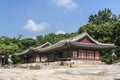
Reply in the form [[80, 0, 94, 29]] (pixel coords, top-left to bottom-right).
[[14, 32, 115, 63]]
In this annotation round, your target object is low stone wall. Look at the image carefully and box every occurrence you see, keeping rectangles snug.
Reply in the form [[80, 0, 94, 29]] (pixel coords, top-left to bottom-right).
[[71, 60, 104, 65], [18, 60, 105, 69]]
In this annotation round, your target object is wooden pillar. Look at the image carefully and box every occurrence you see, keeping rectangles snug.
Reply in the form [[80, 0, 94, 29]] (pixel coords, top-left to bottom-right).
[[86, 50, 87, 59], [100, 50, 102, 59], [31, 53, 33, 62], [30, 53, 31, 63], [28, 54, 29, 63], [28, 54, 30, 63], [94, 51, 95, 60], [67, 48, 69, 59], [32, 53, 34, 62], [34, 53, 36, 62], [77, 49, 79, 59], [39, 54, 41, 62], [33, 53, 35, 62], [24, 55, 25, 63], [99, 50, 101, 60]]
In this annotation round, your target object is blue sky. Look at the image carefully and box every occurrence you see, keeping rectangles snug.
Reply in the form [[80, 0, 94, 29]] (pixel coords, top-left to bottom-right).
[[0, 0, 120, 38]]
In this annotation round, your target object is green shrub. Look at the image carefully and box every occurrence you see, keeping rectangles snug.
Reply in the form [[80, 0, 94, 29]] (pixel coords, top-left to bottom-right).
[[11, 56, 21, 64], [101, 51, 113, 64]]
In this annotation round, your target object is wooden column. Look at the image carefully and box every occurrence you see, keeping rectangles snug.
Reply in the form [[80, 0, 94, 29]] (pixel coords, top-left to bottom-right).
[[94, 51, 95, 60], [77, 50, 79, 59], [28, 54, 29, 63], [32, 53, 34, 62], [33, 53, 35, 62], [39, 54, 41, 62], [67, 48, 69, 59], [86, 50, 87, 59], [24, 55, 25, 63]]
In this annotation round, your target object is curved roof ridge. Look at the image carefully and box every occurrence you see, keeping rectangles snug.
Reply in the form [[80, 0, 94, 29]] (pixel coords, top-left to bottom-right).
[[58, 32, 115, 46], [14, 42, 52, 56], [35, 42, 52, 49], [86, 33, 115, 46], [58, 32, 87, 42], [69, 32, 87, 42], [41, 40, 67, 49], [14, 48, 31, 56]]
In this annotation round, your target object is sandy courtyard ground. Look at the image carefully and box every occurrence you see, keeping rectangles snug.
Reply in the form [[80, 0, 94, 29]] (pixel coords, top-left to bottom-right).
[[0, 64, 120, 80]]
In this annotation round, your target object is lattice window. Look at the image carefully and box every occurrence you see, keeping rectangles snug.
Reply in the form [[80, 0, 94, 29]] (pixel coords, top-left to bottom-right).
[[80, 53, 85, 58], [87, 53, 94, 59], [73, 51, 78, 57]]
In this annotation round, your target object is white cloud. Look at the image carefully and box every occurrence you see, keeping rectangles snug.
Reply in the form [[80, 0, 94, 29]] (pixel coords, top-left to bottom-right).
[[51, 0, 77, 9], [23, 19, 50, 32], [55, 30, 66, 35], [32, 36, 36, 40]]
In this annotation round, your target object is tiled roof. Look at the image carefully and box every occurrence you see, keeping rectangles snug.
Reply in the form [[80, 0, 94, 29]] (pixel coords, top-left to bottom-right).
[[14, 42, 51, 56], [14, 32, 115, 56]]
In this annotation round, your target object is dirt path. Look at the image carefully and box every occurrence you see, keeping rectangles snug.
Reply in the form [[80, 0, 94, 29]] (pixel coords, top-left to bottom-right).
[[0, 65, 120, 80]]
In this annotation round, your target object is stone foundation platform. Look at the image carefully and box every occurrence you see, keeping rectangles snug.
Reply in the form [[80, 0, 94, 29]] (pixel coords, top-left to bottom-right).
[[18, 60, 105, 69]]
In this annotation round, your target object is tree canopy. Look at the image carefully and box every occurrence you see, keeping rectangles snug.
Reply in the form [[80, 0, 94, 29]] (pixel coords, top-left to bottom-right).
[[78, 8, 120, 63]]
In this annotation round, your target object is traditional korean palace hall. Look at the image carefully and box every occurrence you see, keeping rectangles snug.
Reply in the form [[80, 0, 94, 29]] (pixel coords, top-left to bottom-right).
[[14, 32, 115, 63]]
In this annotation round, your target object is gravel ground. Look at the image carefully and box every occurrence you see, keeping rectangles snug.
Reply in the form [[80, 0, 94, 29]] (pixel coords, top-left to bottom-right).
[[0, 64, 120, 80]]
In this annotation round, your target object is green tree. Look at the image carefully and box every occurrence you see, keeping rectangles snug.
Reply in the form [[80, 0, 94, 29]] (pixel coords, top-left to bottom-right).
[[113, 21, 120, 58], [20, 38, 36, 50], [89, 8, 119, 25], [0, 43, 18, 54], [78, 8, 120, 63]]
